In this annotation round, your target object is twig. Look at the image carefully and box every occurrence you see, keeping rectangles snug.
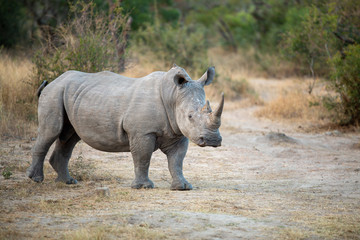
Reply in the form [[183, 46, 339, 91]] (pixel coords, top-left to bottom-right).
[[308, 57, 316, 95]]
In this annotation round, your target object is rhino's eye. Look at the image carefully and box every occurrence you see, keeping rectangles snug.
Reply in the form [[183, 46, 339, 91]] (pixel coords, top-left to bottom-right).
[[188, 114, 192, 119]]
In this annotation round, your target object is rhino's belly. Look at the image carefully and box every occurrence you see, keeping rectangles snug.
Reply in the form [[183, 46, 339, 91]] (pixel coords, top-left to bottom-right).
[[77, 131, 130, 152], [72, 120, 130, 152], [82, 138, 130, 152]]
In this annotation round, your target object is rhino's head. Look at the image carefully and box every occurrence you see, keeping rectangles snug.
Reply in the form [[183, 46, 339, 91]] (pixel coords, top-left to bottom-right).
[[170, 65, 224, 147]]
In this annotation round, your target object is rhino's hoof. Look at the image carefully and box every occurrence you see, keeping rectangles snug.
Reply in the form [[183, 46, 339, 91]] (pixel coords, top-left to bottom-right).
[[131, 180, 154, 189], [31, 175, 44, 183], [171, 181, 193, 191], [55, 177, 78, 184], [26, 168, 44, 183], [66, 178, 78, 184]]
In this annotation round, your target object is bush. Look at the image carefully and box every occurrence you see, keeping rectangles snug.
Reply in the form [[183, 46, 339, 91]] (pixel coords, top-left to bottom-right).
[[281, 5, 337, 77], [0, 0, 27, 47], [328, 44, 360, 125], [2, 167, 13, 179], [282, 0, 360, 125], [33, 1, 130, 85], [133, 22, 209, 77]]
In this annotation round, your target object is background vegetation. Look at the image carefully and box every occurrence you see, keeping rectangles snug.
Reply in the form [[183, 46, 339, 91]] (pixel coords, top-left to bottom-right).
[[0, 0, 359, 138]]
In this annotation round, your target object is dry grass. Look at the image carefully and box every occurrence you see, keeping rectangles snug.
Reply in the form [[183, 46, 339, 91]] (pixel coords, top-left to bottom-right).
[[0, 50, 37, 139], [208, 47, 299, 79], [255, 90, 332, 126], [209, 47, 258, 80], [277, 212, 360, 239], [63, 225, 167, 240], [124, 51, 168, 78], [207, 47, 259, 101], [0, 228, 29, 240]]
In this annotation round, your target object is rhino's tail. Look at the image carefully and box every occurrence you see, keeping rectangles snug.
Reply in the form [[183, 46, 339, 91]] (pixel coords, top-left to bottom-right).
[[36, 80, 48, 98]]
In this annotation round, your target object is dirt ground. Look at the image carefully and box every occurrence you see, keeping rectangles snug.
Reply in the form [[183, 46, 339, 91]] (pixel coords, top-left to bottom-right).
[[1, 78, 360, 239]]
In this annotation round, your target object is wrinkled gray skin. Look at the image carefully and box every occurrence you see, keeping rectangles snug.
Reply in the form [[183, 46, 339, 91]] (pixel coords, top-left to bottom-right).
[[27, 65, 224, 190]]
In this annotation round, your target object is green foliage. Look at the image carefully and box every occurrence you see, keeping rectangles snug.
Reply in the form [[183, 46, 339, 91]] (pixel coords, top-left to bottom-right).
[[121, 0, 154, 30], [281, 5, 337, 75], [159, 7, 180, 24], [2, 167, 12, 179], [33, 1, 129, 84], [0, 0, 27, 47], [329, 44, 360, 124], [184, 0, 298, 50], [121, 0, 178, 30], [225, 11, 257, 47], [0, 0, 77, 48], [183, 1, 308, 76], [282, 0, 360, 124], [134, 23, 209, 76]]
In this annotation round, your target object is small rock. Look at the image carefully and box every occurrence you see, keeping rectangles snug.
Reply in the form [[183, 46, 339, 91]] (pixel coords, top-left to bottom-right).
[[325, 130, 342, 136], [261, 132, 298, 145], [96, 187, 110, 197], [350, 142, 360, 150]]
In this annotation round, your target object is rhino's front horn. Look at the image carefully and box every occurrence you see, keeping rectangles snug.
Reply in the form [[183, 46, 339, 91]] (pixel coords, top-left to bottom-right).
[[210, 93, 224, 128]]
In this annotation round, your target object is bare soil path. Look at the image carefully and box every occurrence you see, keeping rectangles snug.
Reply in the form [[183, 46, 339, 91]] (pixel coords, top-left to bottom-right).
[[1, 79, 359, 239]]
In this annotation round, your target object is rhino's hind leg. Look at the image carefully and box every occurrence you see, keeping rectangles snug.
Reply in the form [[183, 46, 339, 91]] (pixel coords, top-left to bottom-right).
[[27, 135, 57, 182], [130, 135, 155, 189], [27, 116, 64, 183], [49, 128, 80, 184], [28, 94, 67, 183]]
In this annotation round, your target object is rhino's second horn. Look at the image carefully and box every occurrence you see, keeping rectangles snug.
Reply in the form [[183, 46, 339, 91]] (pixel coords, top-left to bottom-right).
[[202, 100, 212, 113]]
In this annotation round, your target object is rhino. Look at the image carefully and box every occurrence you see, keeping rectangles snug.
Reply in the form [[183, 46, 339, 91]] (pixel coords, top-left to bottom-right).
[[27, 64, 224, 190]]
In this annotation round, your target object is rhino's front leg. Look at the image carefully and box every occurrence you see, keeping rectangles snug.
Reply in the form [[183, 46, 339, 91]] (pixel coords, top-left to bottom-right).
[[130, 135, 155, 189], [163, 137, 192, 190]]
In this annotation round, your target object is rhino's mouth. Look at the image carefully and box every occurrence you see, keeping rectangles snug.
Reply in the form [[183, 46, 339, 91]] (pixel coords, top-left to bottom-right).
[[197, 137, 222, 148]]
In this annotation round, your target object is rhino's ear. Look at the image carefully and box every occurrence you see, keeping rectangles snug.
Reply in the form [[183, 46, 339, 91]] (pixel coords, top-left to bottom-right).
[[174, 73, 189, 87], [198, 67, 215, 86]]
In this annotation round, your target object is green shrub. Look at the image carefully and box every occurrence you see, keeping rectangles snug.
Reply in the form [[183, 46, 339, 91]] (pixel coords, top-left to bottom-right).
[[328, 44, 360, 125], [2, 167, 12, 179], [133, 22, 209, 77], [33, 1, 130, 85], [0, 0, 27, 47], [281, 5, 337, 76], [282, 0, 360, 125]]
